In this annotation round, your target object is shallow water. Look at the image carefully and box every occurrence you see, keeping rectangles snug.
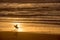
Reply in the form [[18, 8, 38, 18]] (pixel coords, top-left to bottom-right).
[[0, 3, 60, 40]]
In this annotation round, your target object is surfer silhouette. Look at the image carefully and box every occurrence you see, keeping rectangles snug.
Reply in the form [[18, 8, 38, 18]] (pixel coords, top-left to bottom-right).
[[14, 24, 18, 29]]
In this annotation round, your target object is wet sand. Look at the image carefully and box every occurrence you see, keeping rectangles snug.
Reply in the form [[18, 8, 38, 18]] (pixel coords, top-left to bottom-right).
[[0, 31, 60, 40]]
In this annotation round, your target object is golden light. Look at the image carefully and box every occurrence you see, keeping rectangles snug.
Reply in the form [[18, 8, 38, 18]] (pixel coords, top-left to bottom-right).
[[12, 23, 23, 32]]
